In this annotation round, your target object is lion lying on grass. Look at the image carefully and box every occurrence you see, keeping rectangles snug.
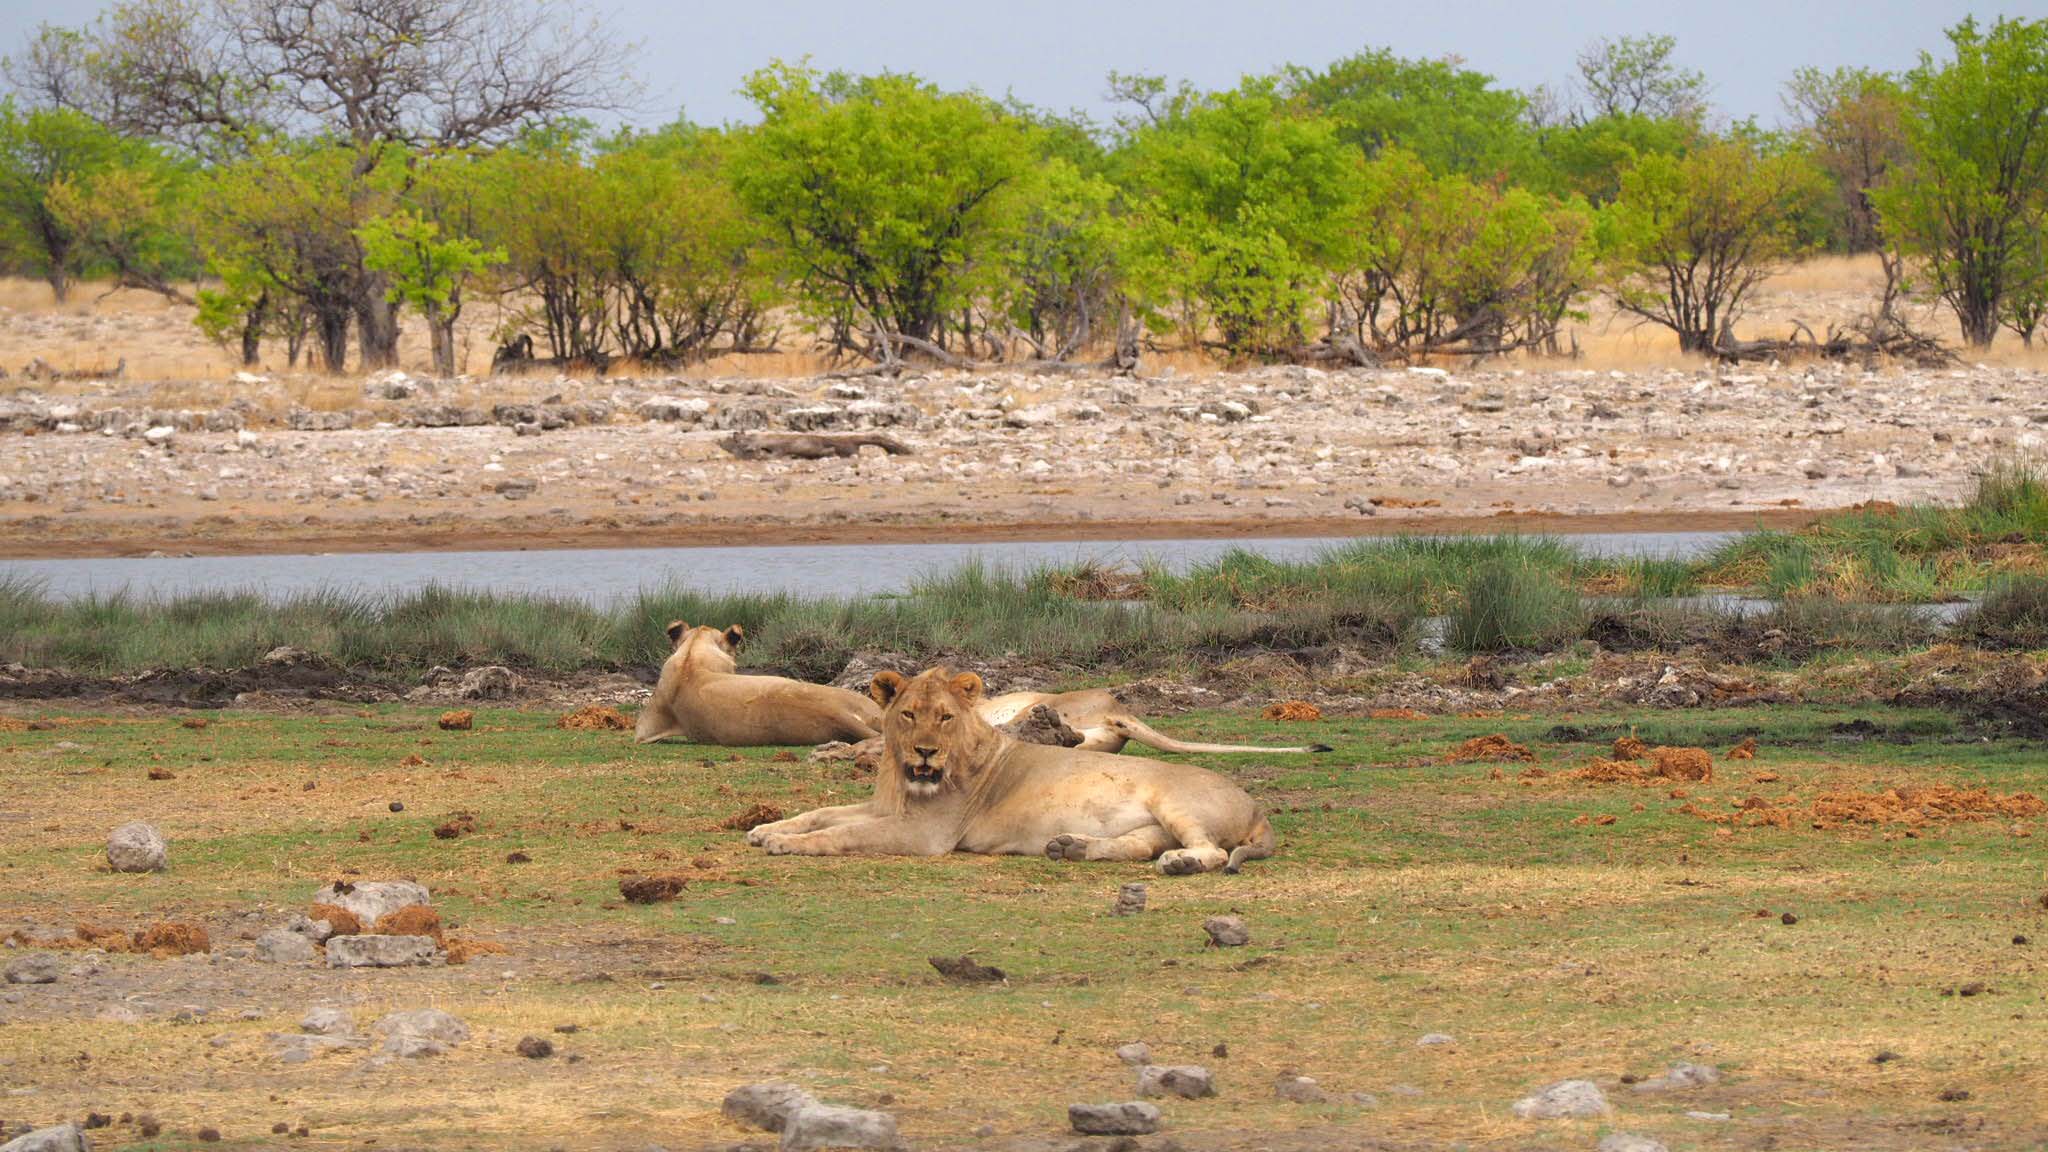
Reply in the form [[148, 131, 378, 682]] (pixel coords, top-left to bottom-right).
[[636, 622, 1329, 756], [633, 623, 880, 746], [745, 668, 1277, 874]]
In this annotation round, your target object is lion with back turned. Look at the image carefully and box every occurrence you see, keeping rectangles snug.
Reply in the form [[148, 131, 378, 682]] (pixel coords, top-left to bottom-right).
[[745, 667, 1276, 874]]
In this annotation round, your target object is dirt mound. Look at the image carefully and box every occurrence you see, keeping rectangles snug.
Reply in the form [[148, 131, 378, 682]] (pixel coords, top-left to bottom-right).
[[1446, 734, 1534, 763], [134, 922, 210, 956], [557, 704, 630, 731], [373, 906, 444, 941], [1263, 700, 1323, 722], [1682, 785, 2045, 831], [308, 903, 363, 936], [443, 937, 506, 965], [1370, 708, 1429, 720], [620, 875, 687, 904], [719, 803, 785, 832], [1566, 746, 1714, 784], [1811, 786, 2045, 827], [434, 812, 479, 839], [437, 710, 473, 731]]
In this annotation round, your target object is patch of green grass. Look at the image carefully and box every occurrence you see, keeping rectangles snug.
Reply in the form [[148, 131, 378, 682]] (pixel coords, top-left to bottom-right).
[[1447, 555, 1586, 653], [4, 702, 2045, 1148]]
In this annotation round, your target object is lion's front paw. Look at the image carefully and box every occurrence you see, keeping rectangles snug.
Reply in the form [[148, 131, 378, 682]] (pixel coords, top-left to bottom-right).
[[746, 825, 774, 847], [759, 834, 799, 855], [1157, 848, 1208, 876], [1045, 833, 1089, 861]]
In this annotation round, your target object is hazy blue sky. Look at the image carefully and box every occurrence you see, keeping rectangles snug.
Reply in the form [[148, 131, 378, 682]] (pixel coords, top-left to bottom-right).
[[0, 0, 2034, 127]]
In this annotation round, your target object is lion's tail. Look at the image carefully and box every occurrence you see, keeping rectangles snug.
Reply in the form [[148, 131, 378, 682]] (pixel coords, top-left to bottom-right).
[[1107, 716, 1331, 756], [1224, 811, 1276, 874]]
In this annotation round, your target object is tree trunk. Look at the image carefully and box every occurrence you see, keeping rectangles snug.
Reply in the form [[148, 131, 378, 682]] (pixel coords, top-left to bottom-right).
[[47, 268, 70, 304], [316, 307, 351, 373], [426, 300, 457, 377], [239, 291, 269, 367], [1958, 297, 1999, 347], [356, 272, 401, 370]]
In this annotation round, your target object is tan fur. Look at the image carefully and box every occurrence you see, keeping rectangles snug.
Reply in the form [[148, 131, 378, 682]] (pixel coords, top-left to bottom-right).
[[634, 621, 880, 746], [746, 668, 1277, 875], [975, 688, 1331, 755]]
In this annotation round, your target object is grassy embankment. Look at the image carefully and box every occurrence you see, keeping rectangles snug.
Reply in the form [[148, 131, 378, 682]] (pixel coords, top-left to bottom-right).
[[2, 465, 2043, 678]]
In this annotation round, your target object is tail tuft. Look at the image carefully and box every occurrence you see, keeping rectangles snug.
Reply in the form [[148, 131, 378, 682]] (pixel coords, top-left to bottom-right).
[[1308, 743, 1334, 753]]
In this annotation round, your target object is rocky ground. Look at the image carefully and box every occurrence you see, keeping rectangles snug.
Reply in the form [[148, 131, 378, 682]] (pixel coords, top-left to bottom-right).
[[2, 357, 2043, 558]]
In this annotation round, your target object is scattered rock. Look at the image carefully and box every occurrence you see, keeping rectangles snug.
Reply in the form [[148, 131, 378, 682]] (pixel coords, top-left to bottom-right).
[[1112, 883, 1147, 917], [310, 880, 429, 925], [300, 1007, 353, 1035], [374, 1008, 469, 1057], [4, 954, 60, 985], [271, 1032, 364, 1064], [1632, 1063, 1720, 1092], [929, 955, 1005, 983], [1137, 1064, 1215, 1099], [0, 1124, 90, 1152], [1417, 1032, 1455, 1047], [1512, 1079, 1610, 1119], [458, 666, 520, 700], [1115, 1042, 1152, 1066], [1275, 1075, 1328, 1103], [516, 1036, 555, 1059], [106, 821, 168, 872], [437, 710, 473, 731], [1068, 1102, 1160, 1136], [722, 1082, 817, 1133], [1685, 1111, 1732, 1122], [325, 935, 439, 968], [779, 1103, 897, 1151], [1597, 1136, 1669, 1152], [254, 928, 317, 964], [1202, 915, 1249, 947]]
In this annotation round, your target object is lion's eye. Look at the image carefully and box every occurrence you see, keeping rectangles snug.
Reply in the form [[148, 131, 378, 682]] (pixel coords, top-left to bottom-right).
[[939, 714, 953, 724], [900, 710, 915, 721]]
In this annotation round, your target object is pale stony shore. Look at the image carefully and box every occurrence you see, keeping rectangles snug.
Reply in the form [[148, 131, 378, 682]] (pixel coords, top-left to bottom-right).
[[1, 360, 2042, 558]]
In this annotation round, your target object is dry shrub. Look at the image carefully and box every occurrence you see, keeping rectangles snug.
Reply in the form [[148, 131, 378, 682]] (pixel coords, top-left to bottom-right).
[[1446, 734, 1534, 763], [1263, 700, 1323, 722], [437, 710, 474, 731], [1612, 735, 1648, 760], [620, 875, 687, 904], [1370, 708, 1428, 720], [133, 922, 210, 956], [373, 906, 444, 941], [308, 903, 363, 936], [443, 937, 507, 965], [719, 803, 785, 831], [557, 705, 630, 731]]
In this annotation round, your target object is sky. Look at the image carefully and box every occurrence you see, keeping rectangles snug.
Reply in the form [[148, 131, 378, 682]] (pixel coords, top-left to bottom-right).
[[1, 0, 2038, 128]]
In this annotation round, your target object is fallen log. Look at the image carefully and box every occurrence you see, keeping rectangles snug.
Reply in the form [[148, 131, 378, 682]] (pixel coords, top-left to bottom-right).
[[718, 432, 913, 461]]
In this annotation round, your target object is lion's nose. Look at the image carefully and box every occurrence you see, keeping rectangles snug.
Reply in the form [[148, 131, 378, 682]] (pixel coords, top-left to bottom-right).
[[914, 746, 938, 761]]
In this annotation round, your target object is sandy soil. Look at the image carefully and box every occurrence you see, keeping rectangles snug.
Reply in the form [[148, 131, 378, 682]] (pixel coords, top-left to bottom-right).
[[2, 260, 2044, 560]]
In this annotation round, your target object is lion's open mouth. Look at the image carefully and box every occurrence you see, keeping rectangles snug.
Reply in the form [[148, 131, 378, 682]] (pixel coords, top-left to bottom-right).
[[902, 762, 944, 785]]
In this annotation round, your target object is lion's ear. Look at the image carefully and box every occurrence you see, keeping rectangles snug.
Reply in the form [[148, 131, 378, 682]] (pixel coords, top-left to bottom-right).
[[723, 624, 745, 648], [949, 672, 985, 701], [665, 620, 688, 643], [870, 670, 906, 705]]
